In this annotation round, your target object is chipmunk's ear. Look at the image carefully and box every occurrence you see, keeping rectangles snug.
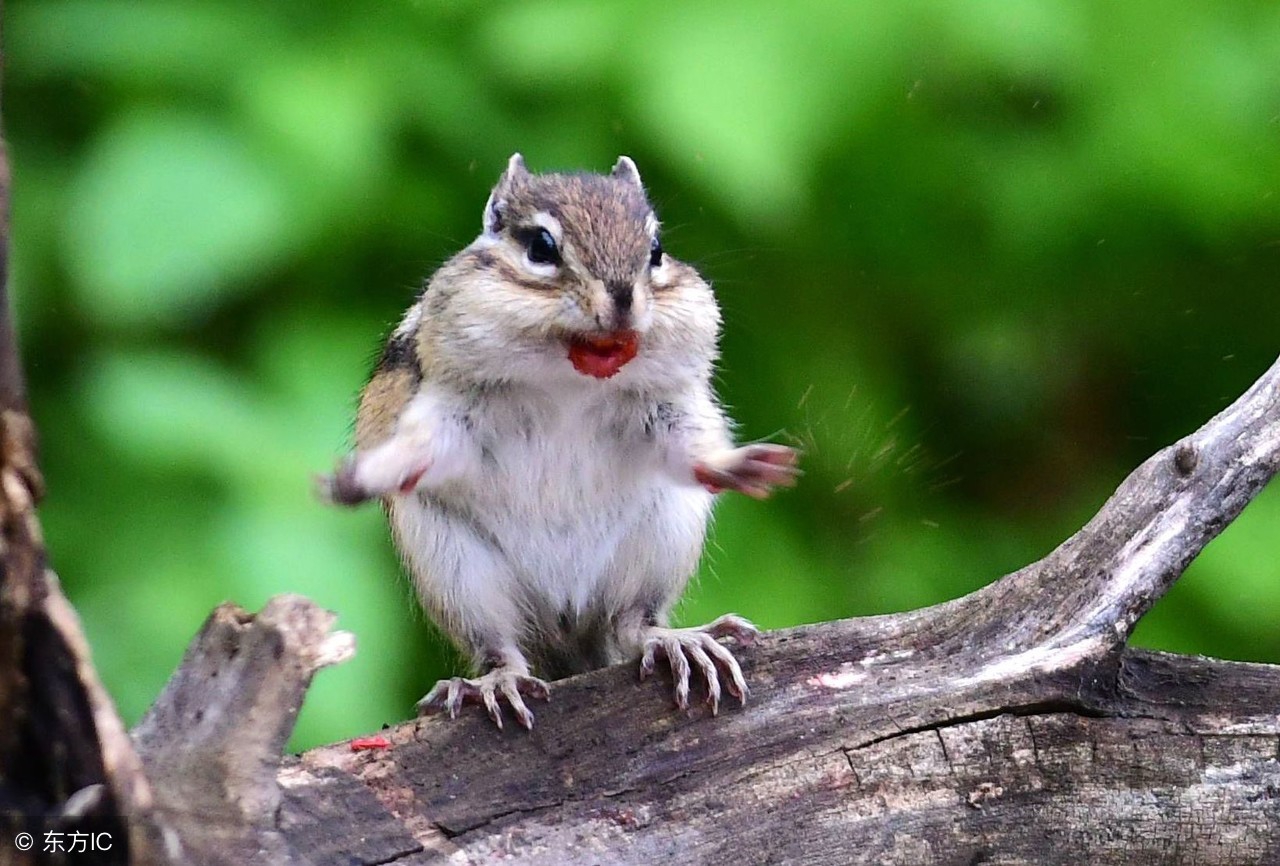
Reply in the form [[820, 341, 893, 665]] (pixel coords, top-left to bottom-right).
[[611, 155, 643, 189], [483, 153, 530, 236]]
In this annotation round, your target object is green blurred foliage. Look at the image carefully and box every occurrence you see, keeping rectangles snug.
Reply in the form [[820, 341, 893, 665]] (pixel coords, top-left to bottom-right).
[[5, 0, 1279, 750]]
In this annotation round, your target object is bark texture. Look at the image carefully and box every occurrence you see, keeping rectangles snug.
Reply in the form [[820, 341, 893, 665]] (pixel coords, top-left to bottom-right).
[[287, 647, 1280, 866]]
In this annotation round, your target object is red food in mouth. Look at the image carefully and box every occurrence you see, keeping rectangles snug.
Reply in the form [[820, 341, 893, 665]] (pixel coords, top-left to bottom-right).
[[567, 331, 640, 379]]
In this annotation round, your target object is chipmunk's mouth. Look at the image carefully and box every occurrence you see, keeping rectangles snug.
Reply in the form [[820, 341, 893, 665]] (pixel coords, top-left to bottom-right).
[[567, 331, 639, 379]]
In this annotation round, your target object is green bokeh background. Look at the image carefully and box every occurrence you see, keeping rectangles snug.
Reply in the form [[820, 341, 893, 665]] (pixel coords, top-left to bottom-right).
[[5, 1, 1278, 750]]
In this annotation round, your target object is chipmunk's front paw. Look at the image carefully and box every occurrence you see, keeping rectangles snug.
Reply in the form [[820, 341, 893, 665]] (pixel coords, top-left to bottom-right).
[[694, 444, 800, 499], [315, 450, 432, 507], [639, 614, 759, 715], [416, 669, 551, 731], [314, 458, 370, 506]]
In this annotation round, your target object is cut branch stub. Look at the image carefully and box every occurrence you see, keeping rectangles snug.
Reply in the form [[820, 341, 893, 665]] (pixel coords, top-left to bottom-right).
[[132, 595, 355, 866]]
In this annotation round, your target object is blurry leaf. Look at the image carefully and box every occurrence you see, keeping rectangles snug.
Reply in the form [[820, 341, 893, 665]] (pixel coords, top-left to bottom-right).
[[67, 111, 293, 326], [480, 1, 624, 83], [1133, 483, 1280, 663], [254, 307, 377, 410], [852, 512, 1028, 614], [626, 1, 900, 225], [8, 1, 268, 89], [50, 473, 232, 729], [7, 155, 68, 338], [1083, 6, 1280, 239], [237, 52, 391, 225], [381, 40, 516, 164], [927, 0, 1089, 80], [941, 317, 1074, 425], [686, 496, 830, 629], [77, 551, 221, 725], [485, 0, 902, 224], [81, 349, 267, 471], [81, 344, 359, 498]]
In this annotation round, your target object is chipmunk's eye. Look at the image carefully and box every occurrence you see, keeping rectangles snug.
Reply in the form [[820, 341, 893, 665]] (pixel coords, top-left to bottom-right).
[[649, 236, 663, 268], [524, 228, 561, 266]]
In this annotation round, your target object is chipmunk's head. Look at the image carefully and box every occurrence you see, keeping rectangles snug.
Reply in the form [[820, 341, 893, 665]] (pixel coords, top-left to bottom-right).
[[434, 154, 719, 387]]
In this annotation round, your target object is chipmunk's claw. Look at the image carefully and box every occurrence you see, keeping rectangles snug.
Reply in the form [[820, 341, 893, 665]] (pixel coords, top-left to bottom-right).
[[639, 614, 758, 714], [417, 669, 551, 730]]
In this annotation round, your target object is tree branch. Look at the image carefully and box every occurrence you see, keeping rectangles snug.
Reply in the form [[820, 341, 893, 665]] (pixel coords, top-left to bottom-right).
[[989, 352, 1280, 653]]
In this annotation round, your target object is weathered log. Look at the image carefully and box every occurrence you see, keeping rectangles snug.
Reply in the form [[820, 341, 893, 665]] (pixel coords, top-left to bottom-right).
[[285, 646, 1280, 865]]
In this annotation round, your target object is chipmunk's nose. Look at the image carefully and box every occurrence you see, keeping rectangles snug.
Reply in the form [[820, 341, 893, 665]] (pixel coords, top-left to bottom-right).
[[606, 280, 634, 316], [605, 280, 638, 331]]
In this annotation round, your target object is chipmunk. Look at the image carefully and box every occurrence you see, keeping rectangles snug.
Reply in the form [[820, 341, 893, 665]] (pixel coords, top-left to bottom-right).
[[320, 154, 799, 729]]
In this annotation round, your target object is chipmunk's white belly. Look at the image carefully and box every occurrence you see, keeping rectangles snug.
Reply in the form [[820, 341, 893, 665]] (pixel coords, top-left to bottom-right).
[[480, 440, 705, 610], [391, 391, 713, 627]]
